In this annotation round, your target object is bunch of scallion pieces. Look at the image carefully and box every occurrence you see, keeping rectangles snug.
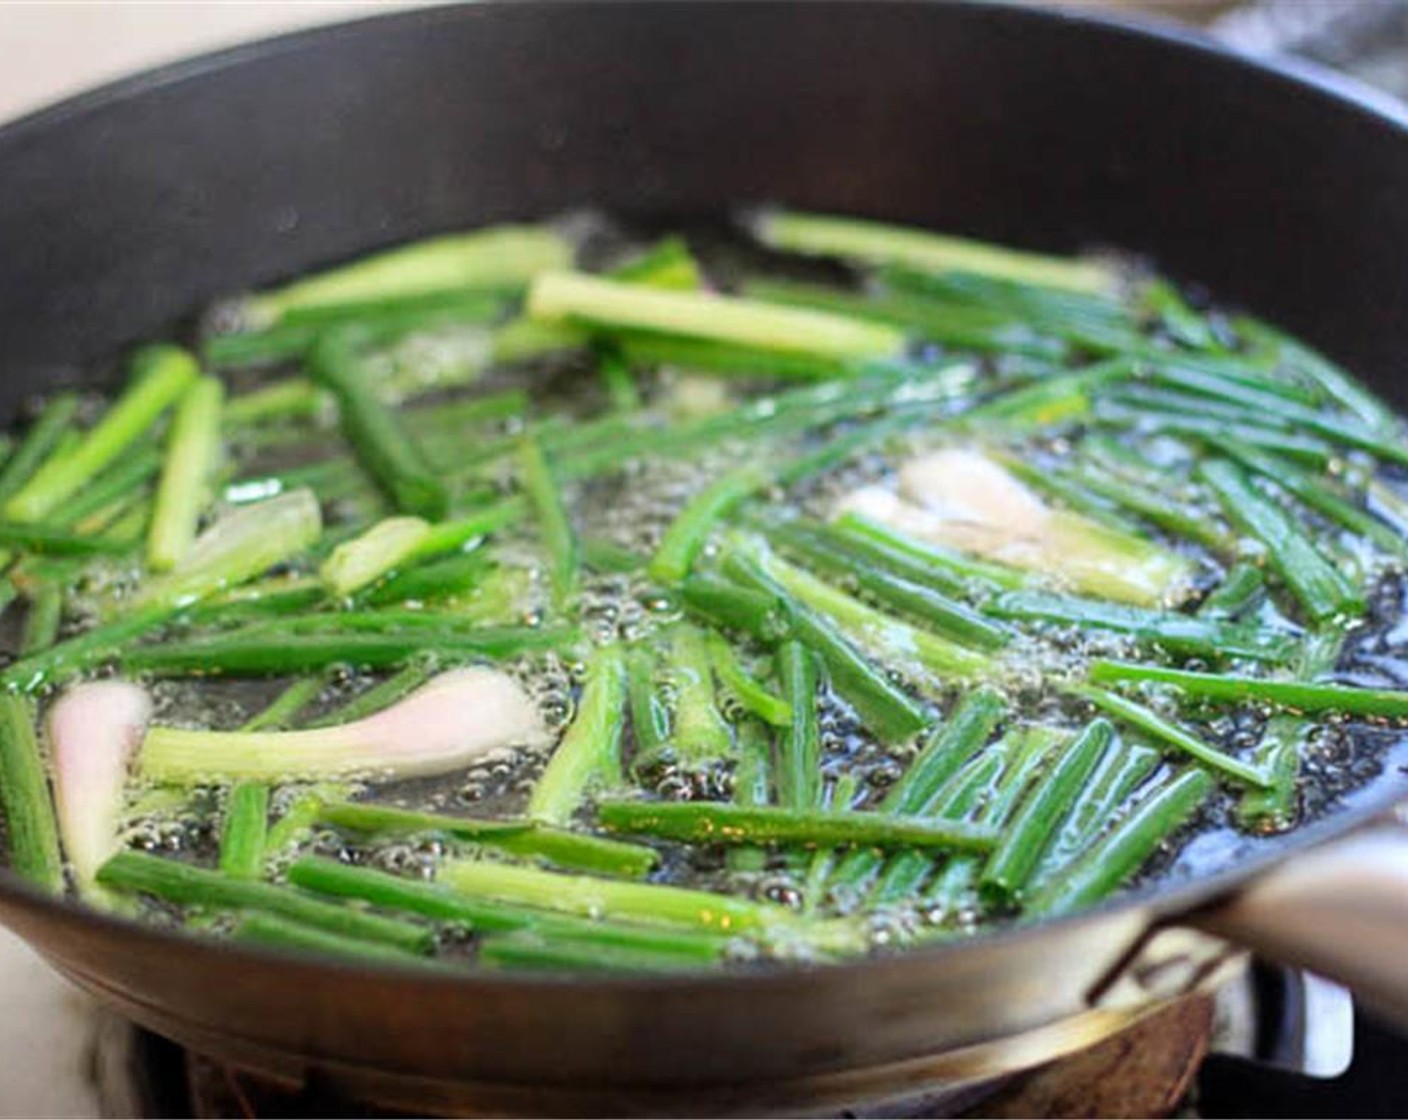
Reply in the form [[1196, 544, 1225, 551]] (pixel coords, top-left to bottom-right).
[[0, 210, 1405, 976]]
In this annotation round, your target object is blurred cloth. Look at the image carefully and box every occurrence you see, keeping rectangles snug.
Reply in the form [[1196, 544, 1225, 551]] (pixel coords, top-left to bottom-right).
[[1211, 0, 1408, 99]]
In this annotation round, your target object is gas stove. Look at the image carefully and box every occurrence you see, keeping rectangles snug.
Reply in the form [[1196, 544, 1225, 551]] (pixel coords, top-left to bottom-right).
[[0, 2, 1405, 1116], [75, 965, 1392, 1117]]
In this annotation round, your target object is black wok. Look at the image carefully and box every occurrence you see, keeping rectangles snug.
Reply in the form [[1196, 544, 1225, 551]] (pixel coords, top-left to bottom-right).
[[1, 3, 1408, 1114]]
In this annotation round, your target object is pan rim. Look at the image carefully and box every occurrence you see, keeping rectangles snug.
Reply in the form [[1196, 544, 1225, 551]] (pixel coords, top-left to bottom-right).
[[0, 0, 1406, 995]]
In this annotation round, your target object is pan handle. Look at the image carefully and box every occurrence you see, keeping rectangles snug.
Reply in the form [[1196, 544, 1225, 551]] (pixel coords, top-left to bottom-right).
[[1187, 823, 1408, 1026]]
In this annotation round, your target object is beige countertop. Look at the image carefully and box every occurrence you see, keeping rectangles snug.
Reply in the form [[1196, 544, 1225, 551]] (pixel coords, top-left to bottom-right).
[[0, 2, 408, 125]]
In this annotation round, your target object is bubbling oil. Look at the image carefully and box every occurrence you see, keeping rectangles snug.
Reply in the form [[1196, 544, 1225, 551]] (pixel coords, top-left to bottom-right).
[[3, 217, 1407, 966]]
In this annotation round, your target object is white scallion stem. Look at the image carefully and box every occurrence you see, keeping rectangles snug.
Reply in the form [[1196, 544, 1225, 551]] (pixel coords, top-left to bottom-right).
[[148, 376, 224, 571]]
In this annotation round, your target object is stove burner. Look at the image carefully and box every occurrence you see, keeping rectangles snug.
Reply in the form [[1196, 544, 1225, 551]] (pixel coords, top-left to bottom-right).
[[89, 961, 1387, 1119], [95, 998, 1216, 1119]]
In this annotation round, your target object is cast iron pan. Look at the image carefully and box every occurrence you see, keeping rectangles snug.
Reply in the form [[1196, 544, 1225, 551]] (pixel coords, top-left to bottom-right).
[[0, 3, 1407, 1114]]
